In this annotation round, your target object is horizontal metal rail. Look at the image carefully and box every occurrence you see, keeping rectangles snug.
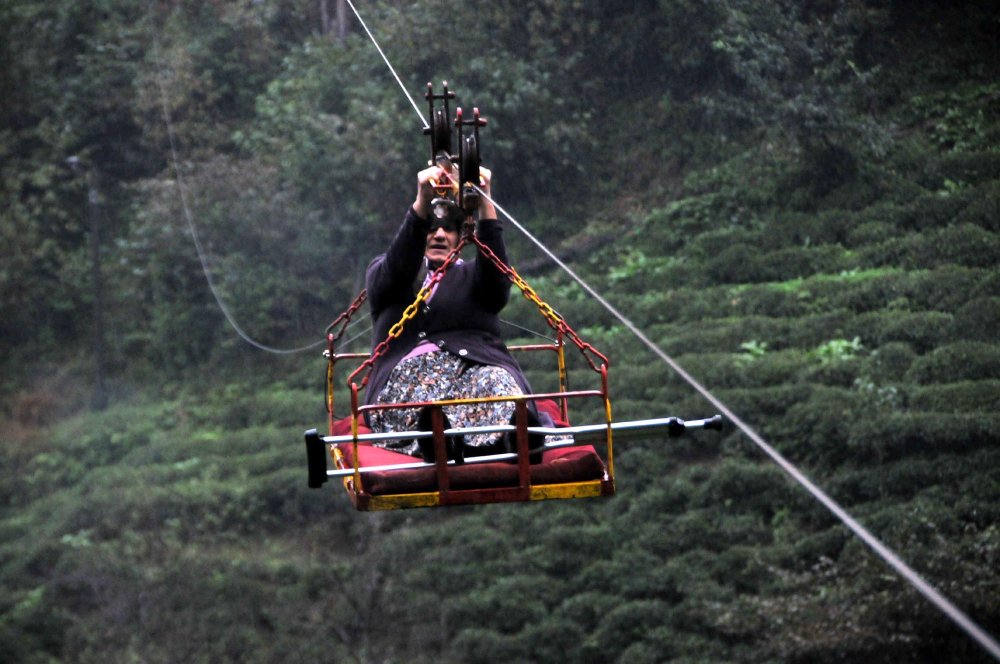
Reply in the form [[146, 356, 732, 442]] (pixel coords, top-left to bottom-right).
[[326, 441, 573, 479], [321, 415, 722, 480]]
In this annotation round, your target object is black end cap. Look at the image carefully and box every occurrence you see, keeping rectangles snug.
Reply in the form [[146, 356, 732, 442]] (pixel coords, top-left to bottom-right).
[[304, 429, 328, 489]]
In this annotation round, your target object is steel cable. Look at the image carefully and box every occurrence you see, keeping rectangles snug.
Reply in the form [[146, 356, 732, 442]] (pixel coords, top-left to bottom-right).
[[341, 1, 1000, 659]]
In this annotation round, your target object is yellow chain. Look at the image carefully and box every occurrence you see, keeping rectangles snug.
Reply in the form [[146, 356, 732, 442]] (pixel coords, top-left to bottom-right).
[[348, 239, 467, 387], [471, 235, 609, 372], [385, 282, 433, 340]]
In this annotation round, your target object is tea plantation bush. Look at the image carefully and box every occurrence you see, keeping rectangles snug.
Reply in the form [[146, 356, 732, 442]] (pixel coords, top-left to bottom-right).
[[906, 342, 1000, 383]]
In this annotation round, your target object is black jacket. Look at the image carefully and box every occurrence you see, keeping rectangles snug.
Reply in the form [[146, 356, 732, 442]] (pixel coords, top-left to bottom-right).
[[363, 207, 533, 422]]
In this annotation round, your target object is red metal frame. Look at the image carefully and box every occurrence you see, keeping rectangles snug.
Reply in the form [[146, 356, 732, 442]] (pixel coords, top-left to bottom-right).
[[323, 344, 615, 510], [319, 222, 615, 509]]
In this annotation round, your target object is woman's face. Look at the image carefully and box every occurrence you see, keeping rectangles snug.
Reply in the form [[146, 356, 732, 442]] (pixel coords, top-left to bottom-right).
[[425, 223, 459, 266]]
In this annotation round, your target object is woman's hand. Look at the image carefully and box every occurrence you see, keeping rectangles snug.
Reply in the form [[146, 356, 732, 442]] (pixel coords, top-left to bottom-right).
[[478, 166, 496, 219], [412, 163, 495, 220], [413, 162, 456, 219]]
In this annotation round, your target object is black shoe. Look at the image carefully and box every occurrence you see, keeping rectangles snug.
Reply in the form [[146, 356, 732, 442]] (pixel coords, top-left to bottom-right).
[[504, 409, 545, 464], [416, 407, 465, 464]]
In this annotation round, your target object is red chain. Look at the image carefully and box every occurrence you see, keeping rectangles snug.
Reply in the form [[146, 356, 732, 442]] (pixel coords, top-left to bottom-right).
[[325, 289, 368, 347]]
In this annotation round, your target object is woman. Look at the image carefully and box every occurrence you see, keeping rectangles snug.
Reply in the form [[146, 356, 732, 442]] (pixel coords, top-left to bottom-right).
[[364, 162, 540, 459]]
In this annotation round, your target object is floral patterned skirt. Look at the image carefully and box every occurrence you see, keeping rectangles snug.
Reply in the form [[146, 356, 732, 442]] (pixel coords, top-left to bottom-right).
[[369, 350, 522, 456]]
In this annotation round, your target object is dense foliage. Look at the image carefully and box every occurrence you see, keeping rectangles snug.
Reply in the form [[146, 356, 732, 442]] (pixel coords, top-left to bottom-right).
[[2, 0, 999, 662]]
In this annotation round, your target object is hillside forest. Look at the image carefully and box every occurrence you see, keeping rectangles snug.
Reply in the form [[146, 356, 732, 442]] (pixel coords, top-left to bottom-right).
[[2, 1, 999, 662]]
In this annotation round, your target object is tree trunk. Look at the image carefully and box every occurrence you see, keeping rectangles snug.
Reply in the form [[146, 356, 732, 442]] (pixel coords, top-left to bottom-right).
[[321, 0, 350, 41], [337, 0, 350, 41], [88, 174, 108, 410], [320, 0, 332, 37]]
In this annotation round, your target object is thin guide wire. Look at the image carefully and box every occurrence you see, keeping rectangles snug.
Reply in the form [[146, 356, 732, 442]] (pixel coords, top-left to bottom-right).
[[150, 17, 326, 356]]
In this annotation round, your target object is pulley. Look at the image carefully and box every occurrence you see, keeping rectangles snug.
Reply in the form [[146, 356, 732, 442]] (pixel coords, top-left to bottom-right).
[[423, 82, 488, 219], [456, 106, 487, 215], [423, 82, 455, 165]]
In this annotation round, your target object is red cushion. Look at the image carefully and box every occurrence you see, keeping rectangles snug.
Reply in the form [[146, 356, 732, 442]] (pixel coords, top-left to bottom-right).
[[536, 399, 570, 427], [331, 416, 371, 437]]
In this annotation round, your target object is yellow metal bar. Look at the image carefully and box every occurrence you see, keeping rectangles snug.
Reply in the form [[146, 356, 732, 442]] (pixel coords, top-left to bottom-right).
[[556, 333, 569, 423], [357, 481, 611, 511], [350, 384, 362, 496], [604, 396, 615, 482], [529, 481, 608, 501], [331, 446, 355, 496], [326, 356, 335, 418], [603, 367, 615, 482], [367, 492, 442, 510]]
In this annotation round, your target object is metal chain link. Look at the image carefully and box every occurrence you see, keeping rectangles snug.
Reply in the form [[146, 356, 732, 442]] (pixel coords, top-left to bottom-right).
[[325, 289, 369, 348], [470, 235, 609, 372]]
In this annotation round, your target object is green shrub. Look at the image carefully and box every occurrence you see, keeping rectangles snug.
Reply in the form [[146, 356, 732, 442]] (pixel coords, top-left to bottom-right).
[[518, 618, 588, 664], [447, 575, 553, 636], [847, 220, 897, 247], [762, 210, 852, 247], [654, 317, 791, 355], [688, 227, 761, 260], [933, 224, 1000, 268], [728, 286, 813, 318], [953, 296, 1000, 342], [828, 448, 1000, 509], [713, 385, 806, 422], [48, 406, 161, 471], [0, 586, 67, 663], [929, 151, 1000, 187], [953, 180, 1000, 231], [587, 599, 673, 663], [607, 251, 696, 293], [811, 337, 865, 364], [906, 192, 974, 230], [740, 350, 813, 387], [906, 342, 1000, 384], [768, 528, 848, 570], [863, 224, 1000, 270], [706, 244, 851, 286], [690, 459, 796, 519], [909, 380, 1000, 413], [785, 310, 855, 348], [621, 481, 693, 520], [667, 353, 745, 389], [828, 271, 910, 313], [909, 266, 999, 310], [862, 310, 955, 353], [847, 412, 1000, 461], [654, 288, 731, 322], [799, 357, 865, 388], [772, 386, 865, 465], [645, 194, 751, 244], [863, 342, 917, 381], [552, 591, 620, 637], [705, 243, 770, 284], [762, 245, 851, 281]]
